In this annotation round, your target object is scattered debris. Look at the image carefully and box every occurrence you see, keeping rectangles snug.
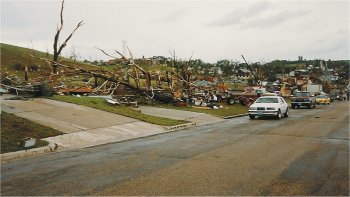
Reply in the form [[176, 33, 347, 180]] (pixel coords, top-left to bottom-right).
[[2, 44, 345, 110], [106, 98, 120, 106], [4, 96, 32, 101], [19, 137, 36, 148]]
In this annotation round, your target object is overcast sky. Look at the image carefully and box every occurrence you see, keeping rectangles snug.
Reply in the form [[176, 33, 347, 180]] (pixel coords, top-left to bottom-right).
[[1, 0, 349, 63]]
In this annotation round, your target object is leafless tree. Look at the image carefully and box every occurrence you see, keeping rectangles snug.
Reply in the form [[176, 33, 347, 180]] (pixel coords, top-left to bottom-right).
[[53, 0, 83, 74], [70, 46, 78, 63], [169, 48, 176, 72]]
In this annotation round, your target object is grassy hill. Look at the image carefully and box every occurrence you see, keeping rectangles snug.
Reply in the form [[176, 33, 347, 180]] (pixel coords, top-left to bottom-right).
[[1, 43, 173, 81], [1, 43, 49, 78], [0, 43, 103, 81]]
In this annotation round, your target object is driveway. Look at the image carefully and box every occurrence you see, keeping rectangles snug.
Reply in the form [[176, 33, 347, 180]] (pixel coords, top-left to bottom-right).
[[1, 95, 166, 149], [1, 95, 220, 151]]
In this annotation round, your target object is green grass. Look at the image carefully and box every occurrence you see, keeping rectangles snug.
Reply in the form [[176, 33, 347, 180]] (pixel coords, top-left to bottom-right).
[[152, 103, 248, 117], [1, 111, 64, 153], [0, 43, 107, 79], [50, 96, 188, 126]]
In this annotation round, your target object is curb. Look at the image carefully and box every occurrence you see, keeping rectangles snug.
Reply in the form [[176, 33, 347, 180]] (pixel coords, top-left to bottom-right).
[[0, 142, 59, 163], [0, 123, 196, 162], [223, 113, 249, 119], [164, 122, 196, 131]]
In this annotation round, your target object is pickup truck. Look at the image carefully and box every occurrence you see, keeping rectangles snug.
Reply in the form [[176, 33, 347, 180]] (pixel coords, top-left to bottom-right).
[[291, 91, 316, 109]]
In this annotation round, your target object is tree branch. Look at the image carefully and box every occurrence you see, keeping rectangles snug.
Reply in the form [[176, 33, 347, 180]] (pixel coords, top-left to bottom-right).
[[114, 50, 127, 60], [53, 0, 65, 57], [57, 20, 84, 55], [96, 47, 118, 59]]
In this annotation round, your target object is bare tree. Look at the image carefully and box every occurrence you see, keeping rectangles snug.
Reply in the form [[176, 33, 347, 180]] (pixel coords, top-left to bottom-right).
[[53, 0, 83, 74], [169, 49, 177, 73], [70, 46, 78, 63]]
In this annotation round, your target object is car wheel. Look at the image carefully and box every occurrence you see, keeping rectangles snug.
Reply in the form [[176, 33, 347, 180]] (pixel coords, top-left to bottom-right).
[[276, 109, 282, 119], [308, 104, 312, 109], [291, 105, 295, 109], [249, 115, 255, 119], [284, 108, 289, 117]]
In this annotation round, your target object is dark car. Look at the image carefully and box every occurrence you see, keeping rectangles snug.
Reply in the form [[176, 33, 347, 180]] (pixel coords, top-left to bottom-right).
[[291, 91, 316, 109], [330, 90, 346, 102]]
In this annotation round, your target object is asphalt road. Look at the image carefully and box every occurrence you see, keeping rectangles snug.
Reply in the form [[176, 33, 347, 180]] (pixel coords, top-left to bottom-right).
[[1, 101, 349, 196]]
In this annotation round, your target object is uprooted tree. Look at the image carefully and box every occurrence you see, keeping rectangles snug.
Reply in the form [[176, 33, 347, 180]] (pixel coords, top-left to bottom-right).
[[96, 47, 152, 90], [53, 0, 83, 74], [96, 47, 196, 98]]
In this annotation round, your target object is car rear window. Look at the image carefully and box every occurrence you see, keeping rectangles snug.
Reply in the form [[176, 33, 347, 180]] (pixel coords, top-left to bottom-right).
[[295, 92, 310, 97], [256, 98, 279, 103]]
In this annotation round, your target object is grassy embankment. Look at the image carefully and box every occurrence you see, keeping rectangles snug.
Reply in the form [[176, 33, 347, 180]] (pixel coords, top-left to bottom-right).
[[52, 95, 248, 119], [0, 43, 115, 86], [50, 95, 188, 126], [153, 103, 248, 117], [1, 111, 64, 153], [1, 43, 94, 76]]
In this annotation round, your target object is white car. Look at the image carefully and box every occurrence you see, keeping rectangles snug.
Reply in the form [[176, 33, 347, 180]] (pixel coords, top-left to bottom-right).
[[248, 96, 289, 119]]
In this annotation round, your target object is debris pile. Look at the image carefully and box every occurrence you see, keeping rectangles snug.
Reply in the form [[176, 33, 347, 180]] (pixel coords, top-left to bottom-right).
[[2, 45, 345, 109]]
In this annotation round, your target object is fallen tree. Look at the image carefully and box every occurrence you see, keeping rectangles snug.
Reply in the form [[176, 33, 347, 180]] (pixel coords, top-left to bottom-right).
[[32, 56, 174, 103]]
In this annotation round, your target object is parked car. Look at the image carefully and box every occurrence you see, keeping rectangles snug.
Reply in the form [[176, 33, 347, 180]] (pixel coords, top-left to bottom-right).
[[330, 92, 346, 102], [291, 91, 316, 109], [329, 89, 347, 101], [0, 87, 9, 95], [248, 96, 289, 119], [315, 95, 330, 105]]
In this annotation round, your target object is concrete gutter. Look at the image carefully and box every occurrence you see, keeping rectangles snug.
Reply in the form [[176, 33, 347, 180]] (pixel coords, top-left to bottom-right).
[[223, 113, 249, 119], [164, 122, 196, 131], [0, 142, 59, 162]]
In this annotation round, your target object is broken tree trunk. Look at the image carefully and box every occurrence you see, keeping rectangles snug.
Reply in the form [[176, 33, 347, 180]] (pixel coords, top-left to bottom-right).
[[133, 66, 140, 89], [24, 66, 29, 82], [53, 0, 83, 74]]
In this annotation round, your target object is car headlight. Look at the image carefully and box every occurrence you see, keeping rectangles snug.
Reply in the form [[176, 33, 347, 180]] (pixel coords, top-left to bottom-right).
[[266, 107, 276, 110], [249, 107, 257, 110]]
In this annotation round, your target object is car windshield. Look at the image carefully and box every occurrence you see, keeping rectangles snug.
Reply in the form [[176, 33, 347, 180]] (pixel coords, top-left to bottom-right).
[[255, 97, 279, 103], [295, 92, 310, 97]]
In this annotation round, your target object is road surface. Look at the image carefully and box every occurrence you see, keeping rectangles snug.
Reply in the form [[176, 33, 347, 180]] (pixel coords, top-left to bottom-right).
[[1, 101, 349, 196]]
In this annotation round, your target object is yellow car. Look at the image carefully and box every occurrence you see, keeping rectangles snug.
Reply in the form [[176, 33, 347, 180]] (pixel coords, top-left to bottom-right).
[[315, 95, 330, 105]]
